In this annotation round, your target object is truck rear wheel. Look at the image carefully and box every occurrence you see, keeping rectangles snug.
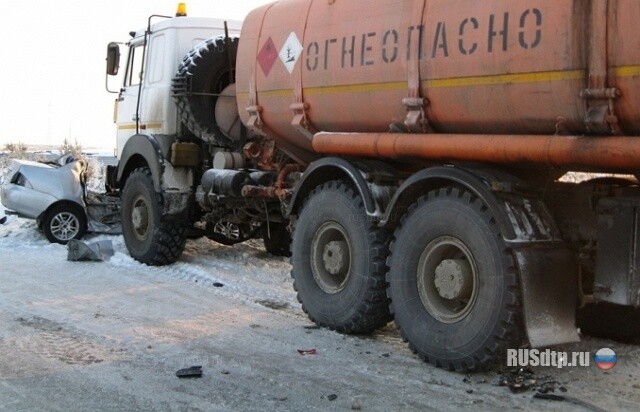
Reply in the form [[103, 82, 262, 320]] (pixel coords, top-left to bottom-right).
[[578, 302, 640, 342], [121, 168, 186, 266], [291, 181, 392, 334], [263, 222, 291, 257], [387, 188, 522, 371]]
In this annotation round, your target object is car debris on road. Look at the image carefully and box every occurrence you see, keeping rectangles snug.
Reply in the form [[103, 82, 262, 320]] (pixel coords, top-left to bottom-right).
[[176, 366, 203, 379], [67, 239, 115, 262]]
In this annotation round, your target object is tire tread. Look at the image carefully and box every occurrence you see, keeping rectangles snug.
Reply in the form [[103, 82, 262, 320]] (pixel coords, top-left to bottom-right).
[[291, 181, 392, 334], [123, 168, 186, 266], [387, 186, 523, 372]]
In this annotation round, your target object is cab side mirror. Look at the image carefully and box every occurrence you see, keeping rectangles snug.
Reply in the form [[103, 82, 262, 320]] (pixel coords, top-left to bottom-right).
[[106, 42, 121, 76]]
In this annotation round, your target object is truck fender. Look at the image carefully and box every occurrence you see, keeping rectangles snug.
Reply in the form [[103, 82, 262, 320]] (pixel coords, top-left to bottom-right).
[[381, 165, 580, 349], [286, 157, 379, 218], [117, 134, 164, 192], [380, 166, 515, 237]]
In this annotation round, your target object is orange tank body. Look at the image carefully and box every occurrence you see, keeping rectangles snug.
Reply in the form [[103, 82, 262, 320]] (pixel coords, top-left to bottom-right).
[[236, 0, 640, 167]]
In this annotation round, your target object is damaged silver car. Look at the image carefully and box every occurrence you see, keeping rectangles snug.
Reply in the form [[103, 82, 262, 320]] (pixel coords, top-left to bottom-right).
[[0, 157, 120, 244]]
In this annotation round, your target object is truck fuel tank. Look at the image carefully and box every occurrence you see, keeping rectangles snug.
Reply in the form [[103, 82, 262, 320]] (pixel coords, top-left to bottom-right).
[[236, 0, 640, 169]]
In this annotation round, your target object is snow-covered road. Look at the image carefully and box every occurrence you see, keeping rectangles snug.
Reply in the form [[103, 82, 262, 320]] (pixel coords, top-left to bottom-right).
[[0, 205, 639, 411]]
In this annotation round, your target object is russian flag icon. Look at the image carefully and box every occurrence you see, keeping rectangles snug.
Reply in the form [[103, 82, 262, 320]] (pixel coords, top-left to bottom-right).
[[594, 348, 617, 370]]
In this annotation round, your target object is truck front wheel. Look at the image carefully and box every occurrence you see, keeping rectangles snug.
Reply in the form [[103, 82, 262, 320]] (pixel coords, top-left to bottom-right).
[[291, 181, 392, 334], [121, 168, 186, 266], [387, 187, 523, 371]]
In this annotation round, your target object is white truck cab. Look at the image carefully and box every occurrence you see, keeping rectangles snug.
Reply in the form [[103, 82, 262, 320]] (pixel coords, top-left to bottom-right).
[[104, 6, 246, 268], [108, 14, 241, 159]]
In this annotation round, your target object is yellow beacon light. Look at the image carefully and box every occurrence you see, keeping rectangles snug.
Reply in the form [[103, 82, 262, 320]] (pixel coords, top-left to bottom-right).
[[176, 3, 187, 17]]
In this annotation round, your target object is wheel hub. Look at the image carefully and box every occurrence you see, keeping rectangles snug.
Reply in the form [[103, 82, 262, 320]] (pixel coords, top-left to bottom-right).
[[50, 212, 79, 241], [131, 196, 150, 240], [417, 236, 479, 324], [311, 222, 352, 294], [434, 259, 473, 299], [322, 240, 349, 275]]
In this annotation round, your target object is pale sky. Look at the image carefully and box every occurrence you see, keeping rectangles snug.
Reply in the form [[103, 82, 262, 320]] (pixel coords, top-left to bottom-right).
[[0, 0, 273, 150]]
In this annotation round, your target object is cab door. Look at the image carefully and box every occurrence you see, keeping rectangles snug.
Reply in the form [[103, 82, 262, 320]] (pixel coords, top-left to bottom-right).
[[115, 40, 145, 159]]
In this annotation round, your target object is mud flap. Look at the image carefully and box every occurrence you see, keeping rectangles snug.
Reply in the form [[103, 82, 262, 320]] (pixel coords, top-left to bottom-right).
[[514, 246, 580, 348]]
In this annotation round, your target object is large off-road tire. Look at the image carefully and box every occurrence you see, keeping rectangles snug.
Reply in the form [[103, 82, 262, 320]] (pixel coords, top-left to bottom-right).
[[121, 168, 186, 266], [291, 181, 392, 334], [263, 222, 292, 257], [42, 203, 87, 245], [173, 36, 239, 146], [577, 303, 640, 342], [387, 187, 523, 371]]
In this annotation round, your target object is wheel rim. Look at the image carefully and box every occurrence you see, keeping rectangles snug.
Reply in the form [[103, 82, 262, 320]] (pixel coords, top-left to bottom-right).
[[131, 195, 151, 241], [214, 221, 241, 241], [50, 212, 80, 241], [310, 222, 352, 294], [417, 236, 479, 324]]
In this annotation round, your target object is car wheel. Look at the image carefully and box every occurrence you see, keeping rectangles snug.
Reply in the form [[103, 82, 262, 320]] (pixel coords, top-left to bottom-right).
[[43, 204, 87, 244]]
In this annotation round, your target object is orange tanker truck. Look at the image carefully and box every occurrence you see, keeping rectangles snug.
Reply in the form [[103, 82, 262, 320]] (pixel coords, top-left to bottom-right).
[[106, 0, 640, 371]]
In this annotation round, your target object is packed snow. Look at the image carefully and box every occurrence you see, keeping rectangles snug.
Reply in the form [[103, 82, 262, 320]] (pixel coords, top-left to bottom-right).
[[0, 198, 296, 312], [1, 162, 640, 411], [0, 156, 295, 313]]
